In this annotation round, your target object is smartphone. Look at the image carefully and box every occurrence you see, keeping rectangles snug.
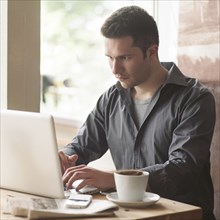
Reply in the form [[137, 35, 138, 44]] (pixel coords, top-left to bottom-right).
[[65, 194, 92, 209]]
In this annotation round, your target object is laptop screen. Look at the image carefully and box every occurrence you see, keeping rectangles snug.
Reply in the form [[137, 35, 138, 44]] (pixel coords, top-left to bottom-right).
[[0, 110, 65, 198]]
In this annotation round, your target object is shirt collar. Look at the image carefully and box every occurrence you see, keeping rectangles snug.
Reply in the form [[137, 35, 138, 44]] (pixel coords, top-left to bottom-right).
[[161, 62, 188, 87], [116, 62, 188, 91]]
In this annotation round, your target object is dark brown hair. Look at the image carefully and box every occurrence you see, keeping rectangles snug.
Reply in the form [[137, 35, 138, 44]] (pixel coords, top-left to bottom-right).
[[101, 6, 159, 53]]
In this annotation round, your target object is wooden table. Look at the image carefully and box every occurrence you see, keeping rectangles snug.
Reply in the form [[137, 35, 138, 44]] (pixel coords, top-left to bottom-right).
[[0, 188, 202, 220]]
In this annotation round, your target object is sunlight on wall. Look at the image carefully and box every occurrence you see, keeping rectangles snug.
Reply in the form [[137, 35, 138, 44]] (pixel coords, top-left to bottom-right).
[[157, 1, 179, 63]]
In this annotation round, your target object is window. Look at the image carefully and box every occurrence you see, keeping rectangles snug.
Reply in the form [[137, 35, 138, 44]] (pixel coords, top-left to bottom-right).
[[2, 1, 179, 117], [40, 1, 155, 121]]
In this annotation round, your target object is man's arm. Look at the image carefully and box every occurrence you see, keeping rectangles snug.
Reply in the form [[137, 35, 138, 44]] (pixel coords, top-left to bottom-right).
[[143, 91, 216, 198]]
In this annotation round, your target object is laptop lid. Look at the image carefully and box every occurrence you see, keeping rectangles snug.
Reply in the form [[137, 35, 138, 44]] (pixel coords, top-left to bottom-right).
[[0, 109, 65, 198]]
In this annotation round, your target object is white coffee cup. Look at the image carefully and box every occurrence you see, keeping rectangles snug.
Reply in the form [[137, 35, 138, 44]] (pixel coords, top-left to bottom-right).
[[114, 170, 149, 202]]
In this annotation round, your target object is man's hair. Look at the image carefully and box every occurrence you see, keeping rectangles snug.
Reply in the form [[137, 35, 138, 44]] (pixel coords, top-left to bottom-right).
[[101, 6, 159, 53]]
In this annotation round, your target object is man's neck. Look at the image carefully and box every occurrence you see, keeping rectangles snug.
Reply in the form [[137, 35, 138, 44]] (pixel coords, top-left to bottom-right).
[[132, 67, 168, 100]]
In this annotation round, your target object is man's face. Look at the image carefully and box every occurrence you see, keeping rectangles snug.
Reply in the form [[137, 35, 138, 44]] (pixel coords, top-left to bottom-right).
[[104, 36, 151, 89]]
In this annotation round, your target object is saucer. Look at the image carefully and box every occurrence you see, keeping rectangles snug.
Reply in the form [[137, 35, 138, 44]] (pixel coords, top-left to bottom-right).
[[106, 192, 160, 208]]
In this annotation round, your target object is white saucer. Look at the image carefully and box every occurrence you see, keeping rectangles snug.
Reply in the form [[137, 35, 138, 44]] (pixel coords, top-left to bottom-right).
[[106, 192, 160, 208]]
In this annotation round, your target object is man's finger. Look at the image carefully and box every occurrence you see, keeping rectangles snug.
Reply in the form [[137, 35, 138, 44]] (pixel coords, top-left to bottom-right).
[[68, 154, 78, 164], [58, 151, 66, 174]]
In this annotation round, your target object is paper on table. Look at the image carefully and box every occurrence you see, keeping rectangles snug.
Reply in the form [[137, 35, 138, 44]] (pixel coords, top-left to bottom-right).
[[3, 197, 118, 219]]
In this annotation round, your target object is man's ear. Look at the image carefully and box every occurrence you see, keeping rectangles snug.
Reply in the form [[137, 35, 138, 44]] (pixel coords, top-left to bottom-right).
[[146, 45, 158, 58]]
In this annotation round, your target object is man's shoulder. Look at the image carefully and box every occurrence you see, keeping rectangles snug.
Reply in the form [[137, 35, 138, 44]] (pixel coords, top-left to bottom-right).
[[184, 77, 214, 97], [95, 84, 120, 107], [101, 83, 122, 100]]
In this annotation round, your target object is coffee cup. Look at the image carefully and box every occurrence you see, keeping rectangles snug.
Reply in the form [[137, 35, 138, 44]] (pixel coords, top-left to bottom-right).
[[114, 170, 149, 202]]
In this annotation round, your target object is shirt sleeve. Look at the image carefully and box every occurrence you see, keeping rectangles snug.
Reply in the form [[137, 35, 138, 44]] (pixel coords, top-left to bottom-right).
[[143, 90, 216, 198], [60, 92, 109, 165]]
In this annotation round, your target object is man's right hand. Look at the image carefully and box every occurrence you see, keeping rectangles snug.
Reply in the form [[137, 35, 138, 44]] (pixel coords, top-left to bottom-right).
[[58, 151, 78, 175]]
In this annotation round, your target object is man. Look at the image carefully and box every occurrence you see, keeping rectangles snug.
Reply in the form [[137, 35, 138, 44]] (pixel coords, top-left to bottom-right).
[[59, 6, 216, 220]]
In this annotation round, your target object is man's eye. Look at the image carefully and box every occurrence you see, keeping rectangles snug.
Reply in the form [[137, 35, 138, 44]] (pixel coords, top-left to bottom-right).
[[122, 56, 129, 60]]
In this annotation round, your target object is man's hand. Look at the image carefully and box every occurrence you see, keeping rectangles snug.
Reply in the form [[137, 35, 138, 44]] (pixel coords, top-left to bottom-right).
[[58, 151, 78, 175], [62, 164, 115, 191]]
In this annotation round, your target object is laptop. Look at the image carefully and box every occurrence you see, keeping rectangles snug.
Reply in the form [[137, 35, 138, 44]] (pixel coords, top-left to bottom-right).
[[0, 109, 65, 198]]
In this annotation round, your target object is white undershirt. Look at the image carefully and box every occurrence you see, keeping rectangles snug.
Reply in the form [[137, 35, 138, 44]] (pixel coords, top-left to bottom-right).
[[132, 97, 151, 129]]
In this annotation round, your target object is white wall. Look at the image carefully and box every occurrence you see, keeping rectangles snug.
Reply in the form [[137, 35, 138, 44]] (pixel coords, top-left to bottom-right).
[[157, 1, 179, 63]]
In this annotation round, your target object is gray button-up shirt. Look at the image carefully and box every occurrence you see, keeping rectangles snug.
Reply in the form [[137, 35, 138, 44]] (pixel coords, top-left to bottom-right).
[[62, 62, 216, 219]]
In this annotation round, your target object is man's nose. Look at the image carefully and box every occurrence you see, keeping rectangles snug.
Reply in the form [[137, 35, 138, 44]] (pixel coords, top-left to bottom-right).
[[111, 59, 122, 75]]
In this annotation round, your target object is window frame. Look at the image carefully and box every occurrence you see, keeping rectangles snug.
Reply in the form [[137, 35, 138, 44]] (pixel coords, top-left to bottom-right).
[[1, 0, 40, 112]]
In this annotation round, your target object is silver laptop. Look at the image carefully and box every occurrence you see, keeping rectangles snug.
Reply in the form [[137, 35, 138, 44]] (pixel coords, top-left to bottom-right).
[[0, 109, 65, 198]]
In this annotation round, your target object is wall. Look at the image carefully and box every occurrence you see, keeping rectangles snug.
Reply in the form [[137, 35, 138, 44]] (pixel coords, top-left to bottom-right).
[[178, 1, 220, 219], [0, 1, 7, 108], [7, 0, 40, 112]]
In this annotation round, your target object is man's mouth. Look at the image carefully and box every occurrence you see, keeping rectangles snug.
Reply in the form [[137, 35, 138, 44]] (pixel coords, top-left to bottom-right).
[[115, 74, 128, 80]]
